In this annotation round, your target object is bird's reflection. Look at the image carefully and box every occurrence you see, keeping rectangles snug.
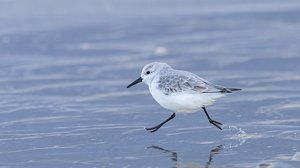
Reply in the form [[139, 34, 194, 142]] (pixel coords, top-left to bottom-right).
[[205, 145, 223, 168], [148, 145, 178, 162], [147, 144, 223, 168]]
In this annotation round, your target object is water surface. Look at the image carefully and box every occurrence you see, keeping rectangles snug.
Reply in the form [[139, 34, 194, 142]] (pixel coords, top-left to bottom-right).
[[0, 0, 300, 167]]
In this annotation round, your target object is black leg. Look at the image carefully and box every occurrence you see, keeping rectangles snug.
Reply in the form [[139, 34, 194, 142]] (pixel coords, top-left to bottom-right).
[[202, 107, 223, 130], [146, 113, 176, 133]]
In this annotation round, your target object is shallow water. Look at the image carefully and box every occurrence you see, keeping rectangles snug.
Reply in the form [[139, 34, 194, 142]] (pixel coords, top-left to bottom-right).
[[0, 0, 300, 167]]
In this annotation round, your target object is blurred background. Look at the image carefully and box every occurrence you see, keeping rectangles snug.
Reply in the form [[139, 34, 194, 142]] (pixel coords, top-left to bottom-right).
[[0, 0, 300, 167]]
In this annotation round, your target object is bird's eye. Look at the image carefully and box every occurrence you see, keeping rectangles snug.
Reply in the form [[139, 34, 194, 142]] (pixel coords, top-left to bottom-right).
[[146, 71, 150, 75]]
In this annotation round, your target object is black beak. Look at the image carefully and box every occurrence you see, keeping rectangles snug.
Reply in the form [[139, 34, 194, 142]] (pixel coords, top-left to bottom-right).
[[127, 77, 143, 88]]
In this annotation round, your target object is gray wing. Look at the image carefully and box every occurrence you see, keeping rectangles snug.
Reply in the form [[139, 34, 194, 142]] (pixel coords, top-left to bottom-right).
[[156, 70, 223, 95]]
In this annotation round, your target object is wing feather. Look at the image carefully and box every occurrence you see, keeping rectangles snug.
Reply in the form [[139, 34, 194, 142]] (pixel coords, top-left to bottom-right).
[[156, 70, 221, 95]]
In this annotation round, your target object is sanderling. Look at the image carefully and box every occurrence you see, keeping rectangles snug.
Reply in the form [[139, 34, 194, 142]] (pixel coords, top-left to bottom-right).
[[127, 62, 241, 133]]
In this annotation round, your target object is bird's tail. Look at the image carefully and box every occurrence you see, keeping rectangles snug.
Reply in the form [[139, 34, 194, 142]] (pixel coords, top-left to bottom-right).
[[220, 87, 242, 93]]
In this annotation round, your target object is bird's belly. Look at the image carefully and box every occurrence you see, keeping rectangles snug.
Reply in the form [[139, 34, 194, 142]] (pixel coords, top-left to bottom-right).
[[150, 88, 224, 113]]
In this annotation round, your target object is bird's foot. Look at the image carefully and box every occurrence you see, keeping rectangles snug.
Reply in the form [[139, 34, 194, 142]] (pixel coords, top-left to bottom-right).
[[145, 126, 160, 133], [209, 119, 223, 130]]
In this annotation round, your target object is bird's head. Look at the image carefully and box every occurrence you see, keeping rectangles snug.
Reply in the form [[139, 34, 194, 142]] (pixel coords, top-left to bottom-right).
[[127, 62, 171, 88]]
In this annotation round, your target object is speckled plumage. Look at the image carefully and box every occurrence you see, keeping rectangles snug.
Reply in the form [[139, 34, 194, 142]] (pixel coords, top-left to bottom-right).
[[155, 69, 221, 95]]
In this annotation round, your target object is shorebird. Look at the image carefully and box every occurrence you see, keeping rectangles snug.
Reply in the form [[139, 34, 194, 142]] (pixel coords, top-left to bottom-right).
[[127, 62, 241, 133]]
